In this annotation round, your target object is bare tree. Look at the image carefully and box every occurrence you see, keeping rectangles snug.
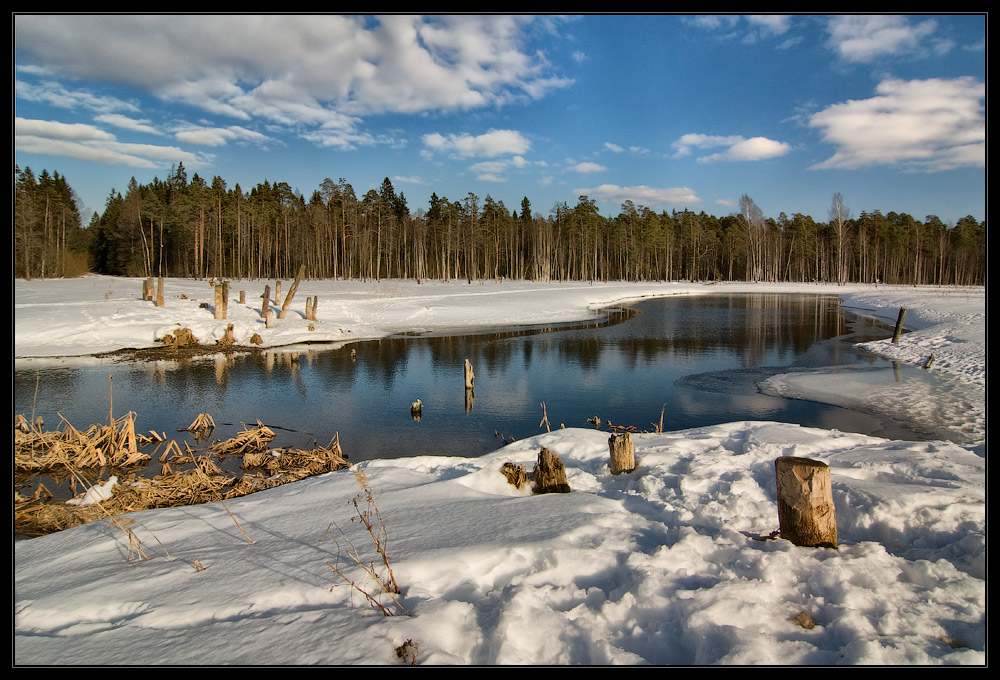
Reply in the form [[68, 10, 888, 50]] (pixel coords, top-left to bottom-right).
[[830, 192, 850, 285]]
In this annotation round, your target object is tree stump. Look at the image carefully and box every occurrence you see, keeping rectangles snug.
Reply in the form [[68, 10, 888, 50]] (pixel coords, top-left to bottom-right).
[[239, 290, 246, 304], [464, 358, 475, 390], [214, 283, 225, 319], [609, 432, 635, 474], [156, 276, 164, 307], [278, 265, 306, 319], [265, 309, 275, 329], [532, 447, 570, 494], [261, 284, 271, 317], [774, 457, 838, 548], [891, 307, 907, 344]]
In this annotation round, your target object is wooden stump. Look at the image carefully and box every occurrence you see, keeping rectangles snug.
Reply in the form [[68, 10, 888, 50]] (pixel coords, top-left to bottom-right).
[[609, 432, 635, 474], [532, 446, 570, 494], [239, 290, 246, 304], [214, 283, 225, 319], [221, 281, 229, 317], [142, 277, 154, 301], [891, 307, 907, 344], [774, 457, 838, 548], [155, 276, 164, 307], [278, 265, 306, 319], [464, 358, 475, 390], [265, 309, 276, 329], [261, 285, 271, 317]]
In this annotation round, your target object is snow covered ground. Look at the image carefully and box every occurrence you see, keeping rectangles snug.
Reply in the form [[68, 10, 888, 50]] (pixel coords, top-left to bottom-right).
[[14, 277, 986, 665]]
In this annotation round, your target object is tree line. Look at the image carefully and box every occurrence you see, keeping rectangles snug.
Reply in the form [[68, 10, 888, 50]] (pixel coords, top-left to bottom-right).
[[14, 163, 986, 286]]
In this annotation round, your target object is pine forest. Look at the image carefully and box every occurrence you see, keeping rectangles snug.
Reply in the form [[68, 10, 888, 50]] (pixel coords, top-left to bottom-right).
[[14, 163, 986, 287]]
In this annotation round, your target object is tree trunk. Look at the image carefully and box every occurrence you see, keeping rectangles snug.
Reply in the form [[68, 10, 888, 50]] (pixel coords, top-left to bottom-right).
[[775, 457, 837, 548], [609, 432, 635, 474]]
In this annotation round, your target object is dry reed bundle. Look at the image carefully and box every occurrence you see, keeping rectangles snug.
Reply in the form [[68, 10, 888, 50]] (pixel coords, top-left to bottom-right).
[[181, 413, 216, 438], [14, 412, 151, 472], [241, 434, 347, 476], [211, 420, 276, 456]]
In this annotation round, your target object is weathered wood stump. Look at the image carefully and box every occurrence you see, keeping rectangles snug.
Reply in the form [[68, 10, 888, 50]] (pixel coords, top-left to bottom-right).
[[156, 276, 164, 307], [609, 432, 635, 474], [142, 277, 154, 301], [891, 307, 907, 344], [464, 358, 475, 390], [278, 265, 306, 319], [501, 461, 527, 490], [265, 309, 276, 329], [214, 282, 225, 319], [532, 446, 570, 494], [239, 290, 246, 304], [261, 284, 271, 317], [775, 457, 838, 548]]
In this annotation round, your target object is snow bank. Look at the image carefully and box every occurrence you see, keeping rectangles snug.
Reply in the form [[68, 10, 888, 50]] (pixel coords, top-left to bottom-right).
[[14, 423, 984, 665]]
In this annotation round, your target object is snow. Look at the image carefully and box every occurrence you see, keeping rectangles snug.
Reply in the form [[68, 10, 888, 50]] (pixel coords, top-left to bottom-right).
[[13, 277, 985, 665]]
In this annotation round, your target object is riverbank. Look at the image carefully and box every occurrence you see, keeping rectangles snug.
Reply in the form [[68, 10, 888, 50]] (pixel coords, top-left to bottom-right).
[[13, 277, 986, 665]]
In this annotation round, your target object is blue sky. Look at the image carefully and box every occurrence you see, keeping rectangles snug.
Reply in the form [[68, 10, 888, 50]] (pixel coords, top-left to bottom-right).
[[14, 14, 986, 225]]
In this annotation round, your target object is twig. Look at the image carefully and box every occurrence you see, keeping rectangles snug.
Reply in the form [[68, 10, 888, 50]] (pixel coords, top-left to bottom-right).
[[539, 402, 551, 433], [220, 499, 254, 544]]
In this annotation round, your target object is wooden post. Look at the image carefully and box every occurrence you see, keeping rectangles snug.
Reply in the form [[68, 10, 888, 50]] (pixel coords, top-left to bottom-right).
[[214, 282, 225, 319], [278, 265, 306, 319], [310, 296, 318, 320], [261, 285, 270, 318], [239, 290, 246, 304], [221, 281, 229, 318], [532, 447, 570, 494], [265, 309, 276, 329], [775, 457, 838, 548], [464, 358, 475, 390], [891, 307, 907, 344], [609, 432, 635, 474], [155, 276, 164, 307], [274, 280, 282, 307]]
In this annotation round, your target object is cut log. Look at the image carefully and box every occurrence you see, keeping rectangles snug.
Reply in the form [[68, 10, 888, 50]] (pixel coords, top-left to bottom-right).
[[774, 456, 838, 548], [609, 432, 635, 474], [532, 446, 570, 494]]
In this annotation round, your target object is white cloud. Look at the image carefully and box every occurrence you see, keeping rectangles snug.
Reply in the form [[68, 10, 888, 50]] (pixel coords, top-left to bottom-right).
[[604, 142, 624, 153], [15, 78, 139, 114], [94, 114, 162, 135], [423, 129, 531, 157], [808, 77, 985, 171], [575, 184, 701, 208], [672, 133, 791, 162], [15, 116, 210, 168], [570, 161, 606, 174], [15, 117, 115, 141], [826, 16, 938, 62], [744, 15, 791, 36], [14, 15, 571, 137], [173, 125, 272, 148]]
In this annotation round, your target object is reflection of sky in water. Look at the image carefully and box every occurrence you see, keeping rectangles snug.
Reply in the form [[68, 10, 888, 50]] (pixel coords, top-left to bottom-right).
[[16, 294, 938, 462]]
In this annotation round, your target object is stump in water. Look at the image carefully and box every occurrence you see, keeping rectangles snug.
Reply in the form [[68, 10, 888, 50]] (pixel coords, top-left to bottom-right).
[[464, 358, 475, 390], [532, 446, 570, 494], [775, 457, 838, 548], [609, 432, 635, 474]]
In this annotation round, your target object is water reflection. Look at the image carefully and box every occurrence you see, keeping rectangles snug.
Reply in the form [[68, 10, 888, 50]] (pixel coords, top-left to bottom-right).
[[16, 294, 923, 466]]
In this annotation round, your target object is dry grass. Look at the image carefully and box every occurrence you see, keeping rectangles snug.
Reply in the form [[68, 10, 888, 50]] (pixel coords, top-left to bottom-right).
[[14, 412, 349, 538]]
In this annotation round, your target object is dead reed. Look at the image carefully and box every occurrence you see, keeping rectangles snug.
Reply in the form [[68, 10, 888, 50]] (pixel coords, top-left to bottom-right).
[[14, 412, 349, 538]]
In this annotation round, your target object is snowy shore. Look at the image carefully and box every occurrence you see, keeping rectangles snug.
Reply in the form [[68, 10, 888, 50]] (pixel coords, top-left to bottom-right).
[[14, 277, 985, 665]]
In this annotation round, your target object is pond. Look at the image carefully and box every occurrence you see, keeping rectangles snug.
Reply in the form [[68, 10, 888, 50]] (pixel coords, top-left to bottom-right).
[[16, 293, 938, 482]]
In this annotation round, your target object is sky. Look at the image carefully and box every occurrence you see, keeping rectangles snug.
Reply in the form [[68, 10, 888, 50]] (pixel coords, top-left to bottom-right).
[[14, 14, 986, 226]]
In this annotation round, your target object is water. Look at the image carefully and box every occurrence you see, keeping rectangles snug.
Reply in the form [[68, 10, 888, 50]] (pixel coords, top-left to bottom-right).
[[16, 293, 936, 478]]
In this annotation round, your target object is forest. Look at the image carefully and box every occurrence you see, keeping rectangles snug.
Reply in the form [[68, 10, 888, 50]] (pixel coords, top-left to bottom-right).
[[14, 163, 986, 286]]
